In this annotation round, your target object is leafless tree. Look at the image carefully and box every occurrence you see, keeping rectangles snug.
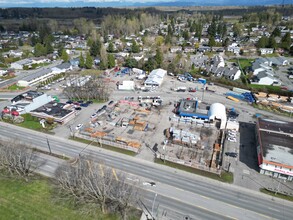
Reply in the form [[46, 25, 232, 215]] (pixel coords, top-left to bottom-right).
[[55, 155, 140, 219], [0, 139, 44, 180], [63, 73, 110, 101]]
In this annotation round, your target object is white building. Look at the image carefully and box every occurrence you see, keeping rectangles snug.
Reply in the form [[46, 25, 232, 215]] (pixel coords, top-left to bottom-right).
[[144, 68, 167, 87], [9, 91, 53, 114], [259, 48, 274, 55], [17, 69, 53, 87], [208, 103, 227, 129], [118, 81, 135, 90]]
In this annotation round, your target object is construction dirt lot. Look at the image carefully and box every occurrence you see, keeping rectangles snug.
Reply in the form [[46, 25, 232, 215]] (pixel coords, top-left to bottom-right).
[[76, 84, 222, 173]]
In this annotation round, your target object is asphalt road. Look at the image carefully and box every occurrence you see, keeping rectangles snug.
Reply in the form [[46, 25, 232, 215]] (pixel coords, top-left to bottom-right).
[[0, 122, 292, 220]]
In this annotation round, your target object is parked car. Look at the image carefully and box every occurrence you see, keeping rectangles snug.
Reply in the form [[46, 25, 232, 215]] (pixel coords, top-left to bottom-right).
[[80, 103, 89, 107], [188, 88, 196, 92], [108, 100, 114, 105], [91, 113, 97, 118], [228, 137, 237, 142], [75, 124, 83, 130], [102, 105, 107, 110], [225, 152, 238, 158], [66, 100, 73, 104], [86, 100, 93, 104], [142, 181, 156, 187], [77, 100, 84, 103], [75, 107, 82, 110]]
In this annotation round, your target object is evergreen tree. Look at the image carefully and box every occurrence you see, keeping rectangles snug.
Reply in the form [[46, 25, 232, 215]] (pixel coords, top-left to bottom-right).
[[79, 53, 85, 68], [208, 21, 217, 37], [61, 49, 69, 62], [90, 40, 101, 57], [208, 36, 216, 47], [154, 48, 163, 67], [34, 43, 46, 57], [107, 54, 115, 68], [268, 36, 277, 49], [85, 53, 93, 69], [281, 32, 291, 50], [18, 38, 23, 47], [124, 57, 138, 68], [257, 36, 269, 48], [131, 40, 140, 53], [107, 42, 115, 53], [271, 27, 281, 37]]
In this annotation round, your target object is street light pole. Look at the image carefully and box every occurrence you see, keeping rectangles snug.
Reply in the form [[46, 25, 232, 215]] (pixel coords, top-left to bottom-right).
[[151, 193, 158, 218]]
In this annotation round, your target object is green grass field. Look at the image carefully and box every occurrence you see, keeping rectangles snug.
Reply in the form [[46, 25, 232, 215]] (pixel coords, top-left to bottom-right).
[[0, 177, 119, 220]]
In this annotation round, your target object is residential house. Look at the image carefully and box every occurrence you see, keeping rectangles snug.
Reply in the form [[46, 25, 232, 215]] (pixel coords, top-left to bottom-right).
[[211, 55, 225, 68], [170, 46, 182, 53], [10, 58, 32, 70], [184, 47, 196, 53], [132, 53, 144, 61], [198, 46, 211, 53], [259, 48, 274, 55], [227, 45, 241, 55], [251, 71, 280, 86], [9, 50, 23, 58], [222, 68, 241, 80]]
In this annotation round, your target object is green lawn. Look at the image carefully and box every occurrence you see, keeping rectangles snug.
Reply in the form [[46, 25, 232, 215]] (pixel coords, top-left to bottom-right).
[[155, 158, 233, 183], [228, 58, 255, 70], [249, 84, 281, 93], [0, 177, 118, 220], [260, 188, 293, 202], [70, 137, 137, 156], [7, 84, 25, 91], [2, 114, 55, 133]]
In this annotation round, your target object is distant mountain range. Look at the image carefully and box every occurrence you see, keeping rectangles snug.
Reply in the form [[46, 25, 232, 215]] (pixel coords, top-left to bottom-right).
[[0, 0, 291, 8]]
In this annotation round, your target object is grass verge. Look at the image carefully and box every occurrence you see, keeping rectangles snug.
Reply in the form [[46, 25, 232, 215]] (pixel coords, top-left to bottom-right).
[[0, 176, 119, 220], [260, 188, 293, 202], [155, 158, 233, 183], [7, 84, 25, 91], [70, 136, 137, 156]]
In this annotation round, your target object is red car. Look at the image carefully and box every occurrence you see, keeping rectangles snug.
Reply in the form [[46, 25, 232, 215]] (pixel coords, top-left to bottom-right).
[[189, 88, 196, 92]]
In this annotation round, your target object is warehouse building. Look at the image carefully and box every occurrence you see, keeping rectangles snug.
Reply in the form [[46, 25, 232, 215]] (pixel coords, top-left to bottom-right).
[[144, 68, 166, 87], [256, 118, 293, 181], [9, 91, 53, 114]]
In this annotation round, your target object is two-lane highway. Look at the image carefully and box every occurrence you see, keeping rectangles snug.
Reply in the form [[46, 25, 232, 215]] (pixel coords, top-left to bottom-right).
[[0, 122, 292, 219]]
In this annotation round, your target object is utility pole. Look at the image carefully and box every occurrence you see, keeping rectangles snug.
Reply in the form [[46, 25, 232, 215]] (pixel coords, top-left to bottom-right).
[[46, 138, 52, 154], [152, 193, 158, 218]]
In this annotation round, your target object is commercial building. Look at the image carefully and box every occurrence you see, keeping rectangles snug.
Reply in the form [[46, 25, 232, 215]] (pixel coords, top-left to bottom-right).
[[9, 90, 53, 114], [30, 101, 75, 124], [144, 68, 166, 87], [256, 118, 293, 181], [17, 69, 53, 87], [176, 100, 227, 129], [176, 99, 209, 119]]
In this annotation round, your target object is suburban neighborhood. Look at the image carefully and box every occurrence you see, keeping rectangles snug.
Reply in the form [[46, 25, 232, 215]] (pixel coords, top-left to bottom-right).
[[0, 4, 293, 220]]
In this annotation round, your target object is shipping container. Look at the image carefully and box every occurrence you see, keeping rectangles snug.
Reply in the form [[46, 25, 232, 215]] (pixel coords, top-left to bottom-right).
[[227, 96, 240, 102]]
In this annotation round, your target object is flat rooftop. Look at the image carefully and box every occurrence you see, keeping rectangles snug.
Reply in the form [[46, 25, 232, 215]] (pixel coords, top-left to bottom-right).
[[258, 118, 293, 166], [11, 90, 44, 103], [177, 99, 208, 116], [32, 102, 73, 118]]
